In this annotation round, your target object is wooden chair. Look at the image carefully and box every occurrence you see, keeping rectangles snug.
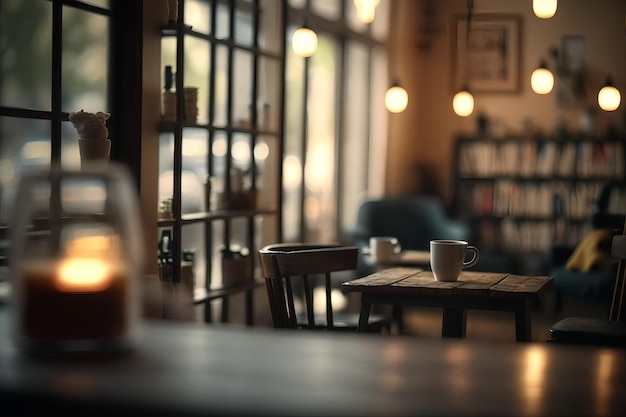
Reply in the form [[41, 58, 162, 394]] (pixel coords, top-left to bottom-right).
[[548, 218, 626, 346], [258, 243, 391, 332]]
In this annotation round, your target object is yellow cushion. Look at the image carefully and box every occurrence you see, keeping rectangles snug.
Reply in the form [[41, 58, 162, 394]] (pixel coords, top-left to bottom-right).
[[566, 229, 613, 273]]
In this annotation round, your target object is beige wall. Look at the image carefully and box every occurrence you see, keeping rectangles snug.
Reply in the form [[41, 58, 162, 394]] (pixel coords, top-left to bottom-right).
[[388, 0, 626, 204]]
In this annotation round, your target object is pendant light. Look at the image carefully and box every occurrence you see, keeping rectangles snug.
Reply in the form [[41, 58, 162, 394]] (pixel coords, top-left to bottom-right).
[[533, 0, 557, 19], [453, 87, 474, 117], [385, 2, 407, 113], [385, 81, 408, 113], [453, 0, 475, 117], [531, 60, 554, 94], [292, 25, 318, 57], [598, 76, 621, 111], [354, 0, 381, 24]]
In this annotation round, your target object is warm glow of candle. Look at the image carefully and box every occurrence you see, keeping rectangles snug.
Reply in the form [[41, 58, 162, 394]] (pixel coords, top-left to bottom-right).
[[56, 258, 112, 292], [18, 259, 130, 340], [65, 234, 121, 258]]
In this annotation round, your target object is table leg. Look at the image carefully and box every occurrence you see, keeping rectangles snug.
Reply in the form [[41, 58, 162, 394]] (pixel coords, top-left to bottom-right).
[[392, 305, 404, 334], [357, 301, 372, 333], [204, 300, 213, 323], [514, 300, 532, 342], [221, 297, 229, 323], [442, 308, 467, 338]]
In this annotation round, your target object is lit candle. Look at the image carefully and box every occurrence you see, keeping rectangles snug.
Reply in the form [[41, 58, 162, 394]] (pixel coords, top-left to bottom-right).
[[16, 235, 132, 343]]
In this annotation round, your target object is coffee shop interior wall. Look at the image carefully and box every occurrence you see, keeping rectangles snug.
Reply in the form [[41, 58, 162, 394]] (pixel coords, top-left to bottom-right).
[[387, 0, 626, 203]]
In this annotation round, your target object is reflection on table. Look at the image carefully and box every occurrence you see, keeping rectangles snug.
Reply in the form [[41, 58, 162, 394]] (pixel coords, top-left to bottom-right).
[[1, 308, 625, 416]]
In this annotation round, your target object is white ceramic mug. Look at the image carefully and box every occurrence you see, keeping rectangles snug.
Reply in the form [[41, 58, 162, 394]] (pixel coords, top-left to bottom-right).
[[430, 240, 479, 282], [369, 236, 401, 263]]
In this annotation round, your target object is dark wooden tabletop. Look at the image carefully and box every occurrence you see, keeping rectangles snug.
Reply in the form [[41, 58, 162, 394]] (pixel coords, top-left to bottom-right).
[[1, 307, 626, 416], [343, 267, 553, 299]]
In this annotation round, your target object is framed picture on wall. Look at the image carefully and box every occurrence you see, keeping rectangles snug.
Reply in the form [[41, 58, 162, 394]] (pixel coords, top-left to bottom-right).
[[452, 14, 522, 93]]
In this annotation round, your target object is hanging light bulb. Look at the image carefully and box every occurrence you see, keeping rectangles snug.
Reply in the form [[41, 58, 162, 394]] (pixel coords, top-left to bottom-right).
[[598, 77, 621, 111], [533, 0, 557, 19], [354, 0, 381, 24], [453, 87, 474, 117], [385, 82, 408, 113], [531, 60, 554, 94], [292, 26, 318, 57]]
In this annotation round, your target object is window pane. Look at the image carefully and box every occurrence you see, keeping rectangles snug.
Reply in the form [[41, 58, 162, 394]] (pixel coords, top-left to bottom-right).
[[184, 36, 210, 124], [211, 130, 228, 178], [234, 8, 254, 47], [158, 131, 175, 209], [341, 41, 369, 231], [185, 0, 211, 34], [0, 116, 51, 222], [213, 45, 229, 126], [182, 127, 209, 187], [62, 5, 108, 114], [215, 2, 230, 40], [258, 56, 281, 131], [0, 0, 52, 110], [0, 117, 51, 175], [182, 222, 206, 289], [369, 46, 388, 195], [282, 46, 305, 242], [232, 50, 253, 128], [61, 121, 81, 170], [256, 134, 279, 209], [181, 128, 207, 213], [305, 34, 337, 242], [259, 0, 282, 54]]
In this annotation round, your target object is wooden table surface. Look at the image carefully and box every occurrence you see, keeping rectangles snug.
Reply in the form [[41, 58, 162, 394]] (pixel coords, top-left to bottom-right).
[[364, 250, 431, 267], [343, 268, 553, 341], [1, 308, 626, 417]]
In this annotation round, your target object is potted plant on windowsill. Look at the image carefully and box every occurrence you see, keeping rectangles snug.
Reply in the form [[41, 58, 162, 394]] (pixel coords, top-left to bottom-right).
[[69, 109, 111, 170]]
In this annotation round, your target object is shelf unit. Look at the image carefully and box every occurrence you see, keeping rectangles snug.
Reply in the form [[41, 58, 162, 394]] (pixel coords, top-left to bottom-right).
[[157, 0, 284, 324], [452, 135, 626, 257]]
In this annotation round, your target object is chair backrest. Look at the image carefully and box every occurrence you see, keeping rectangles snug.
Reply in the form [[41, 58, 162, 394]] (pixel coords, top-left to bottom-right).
[[608, 217, 626, 322], [258, 243, 358, 329]]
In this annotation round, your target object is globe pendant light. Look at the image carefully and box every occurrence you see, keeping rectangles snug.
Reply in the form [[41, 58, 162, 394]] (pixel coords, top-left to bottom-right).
[[385, 82, 408, 113], [453, 88, 474, 117], [531, 60, 554, 94], [533, 0, 557, 19], [453, 0, 475, 117], [292, 26, 318, 57], [598, 77, 621, 111], [354, 0, 381, 24]]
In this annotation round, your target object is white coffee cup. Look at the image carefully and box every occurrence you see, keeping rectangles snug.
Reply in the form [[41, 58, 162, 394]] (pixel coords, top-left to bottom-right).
[[430, 240, 479, 282], [369, 236, 401, 263]]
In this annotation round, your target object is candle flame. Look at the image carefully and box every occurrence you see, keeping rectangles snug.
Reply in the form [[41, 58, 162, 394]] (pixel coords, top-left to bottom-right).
[[56, 258, 111, 292]]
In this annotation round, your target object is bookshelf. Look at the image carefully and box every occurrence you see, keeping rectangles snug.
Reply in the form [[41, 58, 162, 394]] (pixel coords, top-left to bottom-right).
[[452, 135, 626, 259]]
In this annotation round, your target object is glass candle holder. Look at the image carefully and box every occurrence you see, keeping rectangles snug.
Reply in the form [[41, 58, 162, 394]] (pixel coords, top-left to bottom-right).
[[9, 163, 144, 355]]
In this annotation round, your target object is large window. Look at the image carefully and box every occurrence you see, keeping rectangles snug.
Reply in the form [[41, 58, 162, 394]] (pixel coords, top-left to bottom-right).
[[0, 0, 113, 223], [0, 0, 142, 227], [283, 0, 389, 243]]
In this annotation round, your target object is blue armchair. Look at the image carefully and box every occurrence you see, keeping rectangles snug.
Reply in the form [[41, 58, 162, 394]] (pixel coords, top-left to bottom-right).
[[550, 183, 625, 314]]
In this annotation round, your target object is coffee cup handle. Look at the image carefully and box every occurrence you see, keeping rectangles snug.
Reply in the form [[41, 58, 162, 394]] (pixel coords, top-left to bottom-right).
[[462, 246, 479, 269], [394, 242, 402, 254]]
